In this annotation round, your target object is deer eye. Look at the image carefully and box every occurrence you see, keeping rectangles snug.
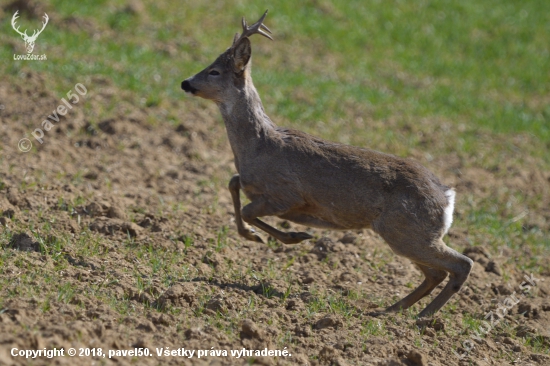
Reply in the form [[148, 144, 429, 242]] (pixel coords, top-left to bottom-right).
[[209, 70, 220, 76]]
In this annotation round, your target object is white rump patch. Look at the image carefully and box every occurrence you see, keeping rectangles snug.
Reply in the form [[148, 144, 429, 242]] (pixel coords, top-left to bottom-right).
[[442, 188, 456, 235]]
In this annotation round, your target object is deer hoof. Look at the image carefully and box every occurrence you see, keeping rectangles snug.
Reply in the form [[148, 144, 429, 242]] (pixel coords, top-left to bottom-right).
[[252, 234, 265, 243], [239, 229, 264, 243], [366, 308, 388, 317], [282, 231, 313, 244]]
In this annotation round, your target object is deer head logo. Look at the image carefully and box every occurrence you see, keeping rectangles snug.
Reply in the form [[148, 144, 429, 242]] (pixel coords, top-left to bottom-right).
[[11, 11, 49, 54]]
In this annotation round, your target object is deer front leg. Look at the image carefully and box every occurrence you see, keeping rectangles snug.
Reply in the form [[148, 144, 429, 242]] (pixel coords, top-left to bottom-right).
[[241, 198, 313, 245], [228, 175, 264, 243]]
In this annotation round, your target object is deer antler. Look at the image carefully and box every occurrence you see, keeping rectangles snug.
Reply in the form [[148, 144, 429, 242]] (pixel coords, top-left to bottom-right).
[[11, 11, 49, 41], [29, 13, 49, 40], [11, 11, 28, 38], [232, 10, 272, 47]]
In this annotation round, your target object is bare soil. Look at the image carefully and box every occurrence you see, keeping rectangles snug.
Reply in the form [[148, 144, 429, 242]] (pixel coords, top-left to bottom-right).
[[0, 68, 549, 366]]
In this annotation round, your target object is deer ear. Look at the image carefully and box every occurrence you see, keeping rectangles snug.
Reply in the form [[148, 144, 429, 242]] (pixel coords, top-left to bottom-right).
[[232, 38, 251, 73]]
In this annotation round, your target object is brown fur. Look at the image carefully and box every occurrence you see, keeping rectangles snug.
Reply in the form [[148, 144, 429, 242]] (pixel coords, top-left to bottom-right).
[[181, 12, 473, 317]]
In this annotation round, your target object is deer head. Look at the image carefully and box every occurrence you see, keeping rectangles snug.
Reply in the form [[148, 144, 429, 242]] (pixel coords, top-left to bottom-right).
[[11, 11, 49, 54], [181, 10, 272, 103]]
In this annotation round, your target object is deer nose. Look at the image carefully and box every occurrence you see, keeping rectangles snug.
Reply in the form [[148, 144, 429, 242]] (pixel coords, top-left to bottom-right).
[[181, 80, 198, 94]]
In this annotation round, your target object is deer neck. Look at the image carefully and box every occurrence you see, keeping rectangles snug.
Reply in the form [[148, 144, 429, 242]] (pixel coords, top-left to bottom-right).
[[218, 79, 276, 165]]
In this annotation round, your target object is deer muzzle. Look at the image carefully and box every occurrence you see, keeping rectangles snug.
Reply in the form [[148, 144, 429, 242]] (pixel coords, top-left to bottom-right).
[[181, 79, 198, 95]]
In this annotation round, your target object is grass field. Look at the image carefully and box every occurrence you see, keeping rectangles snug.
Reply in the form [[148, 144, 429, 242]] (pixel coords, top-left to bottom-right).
[[0, 0, 549, 365], [2, 0, 550, 140]]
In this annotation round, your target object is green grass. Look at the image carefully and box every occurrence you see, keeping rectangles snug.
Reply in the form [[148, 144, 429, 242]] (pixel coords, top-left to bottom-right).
[[361, 319, 387, 337], [1, 0, 548, 142], [456, 193, 550, 270]]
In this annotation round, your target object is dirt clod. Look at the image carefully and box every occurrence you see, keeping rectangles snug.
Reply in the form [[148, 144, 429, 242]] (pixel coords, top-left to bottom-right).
[[515, 325, 537, 338], [529, 353, 550, 364], [310, 237, 336, 260], [315, 315, 341, 330], [6, 188, 20, 206], [9, 233, 39, 252], [1, 208, 15, 219], [89, 218, 142, 237], [415, 317, 445, 331], [240, 319, 265, 340], [85, 202, 104, 217], [406, 350, 427, 366], [517, 302, 539, 318], [107, 206, 127, 220], [463, 246, 491, 264], [485, 260, 502, 276], [286, 299, 304, 311], [158, 283, 196, 308], [206, 296, 226, 314]]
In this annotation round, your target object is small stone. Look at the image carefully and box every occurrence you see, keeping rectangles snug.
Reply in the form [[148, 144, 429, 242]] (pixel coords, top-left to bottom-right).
[[84, 171, 98, 180], [339, 233, 357, 244]]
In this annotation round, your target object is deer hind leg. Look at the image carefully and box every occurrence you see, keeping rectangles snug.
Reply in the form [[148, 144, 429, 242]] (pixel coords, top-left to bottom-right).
[[387, 238, 472, 317], [416, 242, 473, 317], [385, 264, 447, 313], [228, 175, 264, 243], [240, 197, 313, 245]]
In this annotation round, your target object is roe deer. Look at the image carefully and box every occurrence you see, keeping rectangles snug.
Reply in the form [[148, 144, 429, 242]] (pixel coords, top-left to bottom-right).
[[181, 11, 473, 317]]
